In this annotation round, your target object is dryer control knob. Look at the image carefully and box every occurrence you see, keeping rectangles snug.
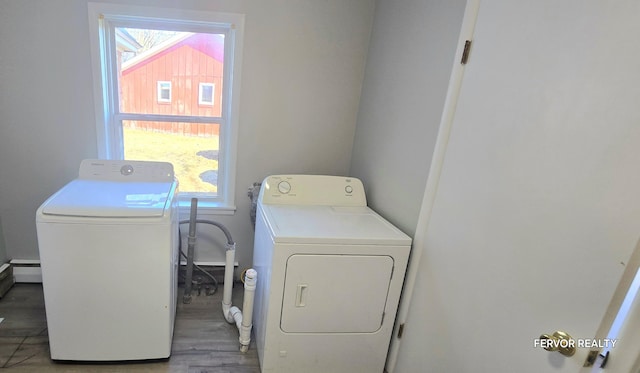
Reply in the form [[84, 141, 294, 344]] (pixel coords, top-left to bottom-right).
[[278, 181, 292, 194]]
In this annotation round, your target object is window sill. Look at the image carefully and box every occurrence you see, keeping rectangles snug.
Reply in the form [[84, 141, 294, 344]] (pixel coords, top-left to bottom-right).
[[178, 200, 236, 215]]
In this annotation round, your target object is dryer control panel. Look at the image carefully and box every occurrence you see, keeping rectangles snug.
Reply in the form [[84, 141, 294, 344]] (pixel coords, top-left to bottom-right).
[[79, 159, 175, 182], [260, 175, 367, 206]]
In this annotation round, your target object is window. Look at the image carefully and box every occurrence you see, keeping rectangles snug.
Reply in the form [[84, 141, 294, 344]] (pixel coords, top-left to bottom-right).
[[157, 81, 172, 103], [88, 3, 244, 212], [199, 83, 215, 106]]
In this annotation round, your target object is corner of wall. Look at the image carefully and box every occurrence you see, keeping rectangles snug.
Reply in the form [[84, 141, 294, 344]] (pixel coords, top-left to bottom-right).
[[0, 217, 8, 264]]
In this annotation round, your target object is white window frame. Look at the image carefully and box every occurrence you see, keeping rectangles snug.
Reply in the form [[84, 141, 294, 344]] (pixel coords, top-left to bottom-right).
[[157, 81, 172, 103], [88, 3, 244, 213], [198, 82, 215, 106]]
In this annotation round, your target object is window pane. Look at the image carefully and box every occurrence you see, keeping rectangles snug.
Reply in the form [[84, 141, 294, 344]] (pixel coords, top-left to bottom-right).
[[122, 120, 220, 195], [199, 83, 214, 105], [117, 28, 224, 117], [157, 81, 171, 102]]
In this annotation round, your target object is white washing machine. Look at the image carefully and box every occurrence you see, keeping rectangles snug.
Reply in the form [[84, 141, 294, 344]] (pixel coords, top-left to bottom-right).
[[36, 159, 179, 361], [253, 175, 411, 373]]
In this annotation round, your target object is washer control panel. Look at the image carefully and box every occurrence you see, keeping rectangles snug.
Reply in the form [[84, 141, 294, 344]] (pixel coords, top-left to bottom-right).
[[79, 159, 175, 182], [260, 175, 367, 206], [277, 180, 292, 194]]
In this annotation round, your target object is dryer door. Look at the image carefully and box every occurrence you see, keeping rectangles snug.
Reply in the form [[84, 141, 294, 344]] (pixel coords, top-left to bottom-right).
[[281, 254, 394, 333]]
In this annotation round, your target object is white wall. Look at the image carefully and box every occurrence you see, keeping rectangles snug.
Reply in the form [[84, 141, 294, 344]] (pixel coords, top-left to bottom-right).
[[0, 0, 375, 270], [0, 218, 6, 263], [348, 0, 466, 371], [349, 0, 466, 237], [0, 0, 97, 263]]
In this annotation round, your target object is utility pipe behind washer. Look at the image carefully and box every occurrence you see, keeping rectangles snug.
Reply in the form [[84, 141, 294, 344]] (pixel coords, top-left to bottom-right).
[[183, 198, 198, 303], [222, 247, 257, 352]]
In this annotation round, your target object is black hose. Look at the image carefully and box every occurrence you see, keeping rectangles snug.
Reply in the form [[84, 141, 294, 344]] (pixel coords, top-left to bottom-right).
[[178, 198, 235, 299], [179, 219, 234, 246], [178, 228, 219, 294]]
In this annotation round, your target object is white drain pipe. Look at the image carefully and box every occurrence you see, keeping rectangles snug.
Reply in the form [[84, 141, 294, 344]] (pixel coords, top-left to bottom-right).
[[222, 245, 257, 352], [222, 245, 235, 320], [183, 198, 257, 352]]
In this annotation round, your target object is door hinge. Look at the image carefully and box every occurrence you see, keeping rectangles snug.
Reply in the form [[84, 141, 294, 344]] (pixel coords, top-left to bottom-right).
[[461, 40, 472, 65], [584, 350, 610, 368], [397, 323, 405, 338]]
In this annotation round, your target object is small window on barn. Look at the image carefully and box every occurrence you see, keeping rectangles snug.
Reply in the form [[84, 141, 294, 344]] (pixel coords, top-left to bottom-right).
[[199, 83, 214, 106], [157, 81, 172, 103], [88, 3, 245, 212]]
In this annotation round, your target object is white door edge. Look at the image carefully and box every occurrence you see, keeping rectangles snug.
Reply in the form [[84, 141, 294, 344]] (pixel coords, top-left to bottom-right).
[[385, 0, 480, 371]]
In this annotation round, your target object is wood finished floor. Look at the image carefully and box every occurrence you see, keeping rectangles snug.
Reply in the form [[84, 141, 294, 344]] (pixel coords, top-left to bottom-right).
[[0, 283, 260, 372]]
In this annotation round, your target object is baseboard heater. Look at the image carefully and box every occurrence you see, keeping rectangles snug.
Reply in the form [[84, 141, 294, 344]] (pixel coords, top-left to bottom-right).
[[178, 261, 238, 285], [9, 260, 236, 284], [9, 259, 42, 283], [0, 263, 15, 297]]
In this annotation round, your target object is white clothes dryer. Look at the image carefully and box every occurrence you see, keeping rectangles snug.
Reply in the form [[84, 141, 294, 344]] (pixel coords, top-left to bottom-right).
[[253, 175, 411, 373], [36, 159, 179, 361]]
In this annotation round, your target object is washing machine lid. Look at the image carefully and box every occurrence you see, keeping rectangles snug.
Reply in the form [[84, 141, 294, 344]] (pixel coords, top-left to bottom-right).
[[40, 179, 175, 218], [261, 205, 411, 245]]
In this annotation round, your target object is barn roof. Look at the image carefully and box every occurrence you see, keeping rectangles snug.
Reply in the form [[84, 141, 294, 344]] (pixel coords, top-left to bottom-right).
[[122, 32, 224, 73], [115, 28, 143, 52]]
